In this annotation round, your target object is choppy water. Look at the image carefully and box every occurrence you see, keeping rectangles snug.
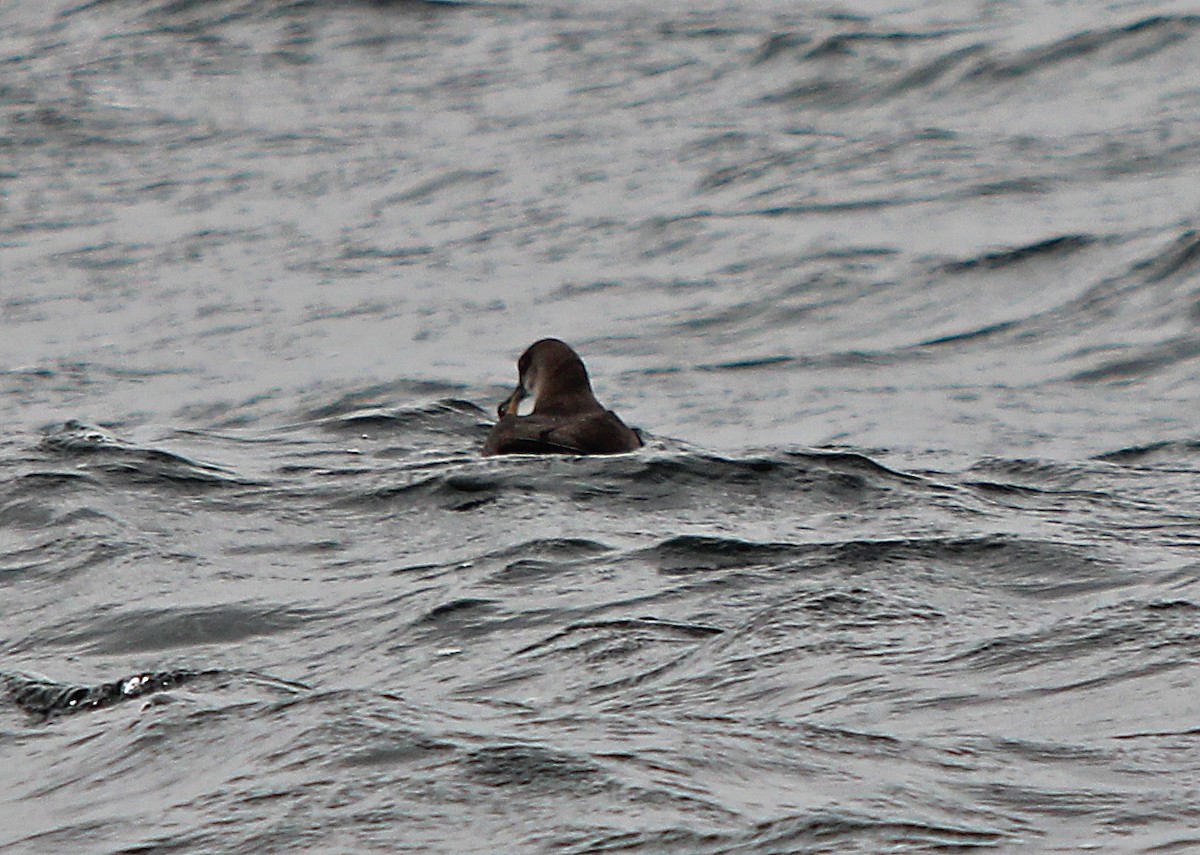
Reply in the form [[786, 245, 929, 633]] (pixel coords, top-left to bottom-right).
[[3, 1, 1200, 852]]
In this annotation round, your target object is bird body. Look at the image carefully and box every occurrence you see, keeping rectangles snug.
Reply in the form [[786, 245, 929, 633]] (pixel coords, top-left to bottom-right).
[[482, 339, 642, 456]]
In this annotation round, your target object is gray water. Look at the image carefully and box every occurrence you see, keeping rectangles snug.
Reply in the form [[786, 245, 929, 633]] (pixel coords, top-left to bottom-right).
[[2, 0, 1200, 852]]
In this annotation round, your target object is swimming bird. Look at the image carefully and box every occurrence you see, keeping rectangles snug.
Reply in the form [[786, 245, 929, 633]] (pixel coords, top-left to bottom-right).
[[482, 339, 643, 456]]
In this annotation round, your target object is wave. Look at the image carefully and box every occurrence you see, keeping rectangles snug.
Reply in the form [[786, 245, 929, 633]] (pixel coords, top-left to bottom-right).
[[2, 668, 308, 718], [3, 669, 211, 718], [965, 15, 1200, 82], [755, 15, 1200, 108], [938, 234, 1097, 274], [40, 420, 250, 486]]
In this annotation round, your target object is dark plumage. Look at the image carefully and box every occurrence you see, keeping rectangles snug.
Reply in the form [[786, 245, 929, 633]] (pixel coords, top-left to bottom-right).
[[482, 339, 643, 456]]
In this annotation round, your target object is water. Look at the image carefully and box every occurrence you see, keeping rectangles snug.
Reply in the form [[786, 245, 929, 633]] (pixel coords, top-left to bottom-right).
[[2, 0, 1199, 852]]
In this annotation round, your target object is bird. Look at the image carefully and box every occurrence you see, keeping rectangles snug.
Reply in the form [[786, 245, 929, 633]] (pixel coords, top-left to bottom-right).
[[482, 339, 643, 456]]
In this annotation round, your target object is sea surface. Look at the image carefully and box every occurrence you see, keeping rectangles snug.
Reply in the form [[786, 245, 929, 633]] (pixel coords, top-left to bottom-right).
[[3, 0, 1200, 852]]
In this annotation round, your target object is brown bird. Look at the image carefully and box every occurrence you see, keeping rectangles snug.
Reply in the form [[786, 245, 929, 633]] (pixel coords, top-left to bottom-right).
[[482, 339, 643, 456]]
